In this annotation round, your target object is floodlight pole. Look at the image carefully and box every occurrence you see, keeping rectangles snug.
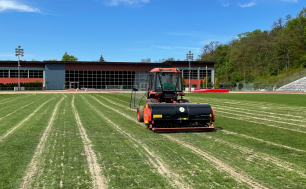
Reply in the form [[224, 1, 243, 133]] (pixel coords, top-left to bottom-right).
[[186, 51, 193, 92], [15, 46, 24, 91]]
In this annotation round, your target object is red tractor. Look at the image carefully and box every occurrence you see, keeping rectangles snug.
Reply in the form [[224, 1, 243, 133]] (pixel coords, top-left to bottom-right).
[[131, 68, 215, 132]]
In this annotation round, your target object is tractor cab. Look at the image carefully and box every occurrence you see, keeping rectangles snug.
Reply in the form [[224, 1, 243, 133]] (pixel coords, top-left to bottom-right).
[[148, 68, 183, 103]]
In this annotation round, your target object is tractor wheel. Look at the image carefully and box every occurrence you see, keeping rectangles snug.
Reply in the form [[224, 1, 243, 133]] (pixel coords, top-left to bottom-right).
[[137, 106, 144, 122], [145, 98, 158, 104], [180, 99, 190, 103]]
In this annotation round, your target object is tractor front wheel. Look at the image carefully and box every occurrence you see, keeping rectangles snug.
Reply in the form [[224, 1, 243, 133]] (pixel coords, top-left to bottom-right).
[[137, 106, 144, 122]]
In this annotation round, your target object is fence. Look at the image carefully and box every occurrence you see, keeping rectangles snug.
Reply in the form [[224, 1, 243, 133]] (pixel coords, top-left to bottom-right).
[[273, 68, 306, 87], [0, 87, 44, 91]]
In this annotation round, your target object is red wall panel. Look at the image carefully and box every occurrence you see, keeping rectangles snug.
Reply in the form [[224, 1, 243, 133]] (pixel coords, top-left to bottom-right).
[[185, 79, 201, 88], [0, 78, 43, 84]]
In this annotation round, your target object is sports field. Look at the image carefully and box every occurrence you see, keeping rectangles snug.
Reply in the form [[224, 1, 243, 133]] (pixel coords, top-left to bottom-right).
[[0, 93, 305, 188]]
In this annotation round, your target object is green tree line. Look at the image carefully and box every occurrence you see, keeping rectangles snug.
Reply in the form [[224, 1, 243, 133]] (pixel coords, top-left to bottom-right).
[[199, 7, 306, 84]]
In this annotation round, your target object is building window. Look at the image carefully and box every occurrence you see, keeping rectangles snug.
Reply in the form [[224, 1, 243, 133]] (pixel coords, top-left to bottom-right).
[[0, 70, 9, 78], [29, 70, 43, 78], [199, 70, 211, 79], [65, 70, 136, 89], [9, 70, 28, 78], [183, 70, 198, 79]]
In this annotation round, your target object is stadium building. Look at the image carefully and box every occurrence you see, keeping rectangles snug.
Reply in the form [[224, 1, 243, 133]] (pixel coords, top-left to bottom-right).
[[0, 60, 215, 90]]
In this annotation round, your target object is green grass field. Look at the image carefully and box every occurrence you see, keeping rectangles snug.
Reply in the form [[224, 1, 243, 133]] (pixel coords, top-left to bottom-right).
[[0, 92, 306, 188]]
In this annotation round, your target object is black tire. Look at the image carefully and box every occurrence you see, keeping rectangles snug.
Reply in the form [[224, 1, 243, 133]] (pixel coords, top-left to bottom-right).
[[180, 99, 190, 103], [137, 106, 144, 122], [145, 98, 158, 104]]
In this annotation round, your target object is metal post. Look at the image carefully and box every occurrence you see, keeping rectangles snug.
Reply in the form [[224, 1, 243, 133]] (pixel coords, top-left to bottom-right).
[[15, 46, 24, 91], [206, 65, 208, 89], [189, 60, 191, 91], [186, 51, 193, 91], [244, 70, 245, 91], [18, 56, 20, 90]]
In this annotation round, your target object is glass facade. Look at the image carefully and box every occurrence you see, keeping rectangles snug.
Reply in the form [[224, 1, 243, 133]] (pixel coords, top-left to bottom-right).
[[65, 70, 137, 89], [0, 70, 43, 78], [182, 70, 211, 79]]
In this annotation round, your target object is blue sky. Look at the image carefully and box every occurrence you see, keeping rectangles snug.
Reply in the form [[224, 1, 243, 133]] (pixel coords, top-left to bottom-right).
[[0, 0, 304, 62]]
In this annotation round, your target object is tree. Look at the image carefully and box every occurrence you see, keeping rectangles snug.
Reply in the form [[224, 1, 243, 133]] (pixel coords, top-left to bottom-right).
[[200, 80, 203, 89], [140, 58, 151, 63], [203, 78, 207, 89], [182, 77, 186, 87], [61, 52, 78, 61], [214, 78, 220, 89], [99, 55, 105, 62], [45, 80, 49, 90]]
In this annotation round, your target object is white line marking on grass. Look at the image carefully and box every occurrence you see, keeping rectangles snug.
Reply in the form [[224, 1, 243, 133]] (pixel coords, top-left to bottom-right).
[[217, 113, 306, 134], [212, 105, 306, 123], [72, 96, 107, 189], [221, 130, 305, 153], [21, 96, 65, 189], [214, 107, 306, 128], [97, 95, 136, 111], [0, 98, 55, 143], [164, 135, 268, 189], [196, 133, 306, 178], [190, 97, 305, 118], [88, 95, 191, 189], [104, 95, 129, 104], [0, 96, 45, 121], [0, 95, 29, 105]]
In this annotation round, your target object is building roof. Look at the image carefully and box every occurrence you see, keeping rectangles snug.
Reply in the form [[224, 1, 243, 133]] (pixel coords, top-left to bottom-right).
[[0, 60, 216, 66]]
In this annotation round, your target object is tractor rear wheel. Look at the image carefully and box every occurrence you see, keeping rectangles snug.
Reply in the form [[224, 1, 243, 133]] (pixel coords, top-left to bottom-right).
[[137, 106, 144, 122]]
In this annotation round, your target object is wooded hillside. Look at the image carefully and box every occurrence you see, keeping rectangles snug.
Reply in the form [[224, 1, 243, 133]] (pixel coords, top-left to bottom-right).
[[199, 7, 306, 84]]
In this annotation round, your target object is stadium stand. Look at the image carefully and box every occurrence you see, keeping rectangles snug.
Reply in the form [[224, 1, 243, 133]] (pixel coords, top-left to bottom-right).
[[276, 76, 306, 92]]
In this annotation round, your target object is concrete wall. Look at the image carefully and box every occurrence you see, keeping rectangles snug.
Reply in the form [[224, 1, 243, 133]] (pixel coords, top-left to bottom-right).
[[45, 64, 65, 89]]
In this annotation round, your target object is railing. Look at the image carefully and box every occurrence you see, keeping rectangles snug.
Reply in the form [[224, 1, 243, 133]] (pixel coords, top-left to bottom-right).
[[0, 87, 44, 91], [273, 68, 306, 88]]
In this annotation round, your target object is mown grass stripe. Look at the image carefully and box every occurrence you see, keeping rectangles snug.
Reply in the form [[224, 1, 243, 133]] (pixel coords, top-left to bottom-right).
[[91, 94, 264, 188], [88, 95, 191, 189], [220, 130, 305, 153], [0, 94, 28, 105], [97, 95, 136, 111], [21, 96, 66, 189], [163, 134, 268, 189], [0, 98, 55, 142], [195, 133, 306, 178], [215, 110, 306, 134], [72, 95, 107, 189], [212, 104, 306, 123], [214, 108, 306, 128], [0, 96, 46, 121], [189, 97, 306, 118]]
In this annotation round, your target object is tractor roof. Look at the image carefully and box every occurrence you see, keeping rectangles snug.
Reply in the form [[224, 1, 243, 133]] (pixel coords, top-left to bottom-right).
[[150, 68, 182, 73]]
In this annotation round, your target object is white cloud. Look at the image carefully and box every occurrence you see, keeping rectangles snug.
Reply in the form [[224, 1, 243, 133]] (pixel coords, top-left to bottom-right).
[[238, 1, 257, 8], [0, 0, 40, 12], [281, 0, 298, 2], [219, 0, 229, 7], [106, 0, 150, 6]]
